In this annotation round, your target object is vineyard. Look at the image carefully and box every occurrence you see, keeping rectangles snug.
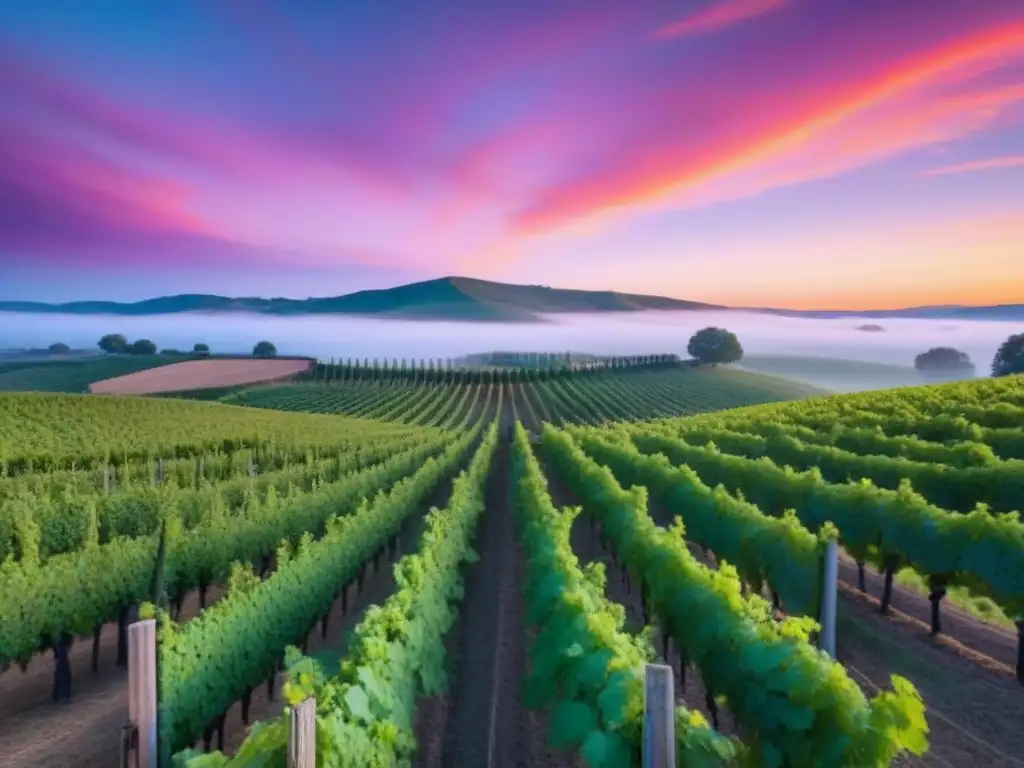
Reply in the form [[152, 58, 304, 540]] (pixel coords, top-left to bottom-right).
[[0, 368, 1022, 767], [222, 364, 822, 426]]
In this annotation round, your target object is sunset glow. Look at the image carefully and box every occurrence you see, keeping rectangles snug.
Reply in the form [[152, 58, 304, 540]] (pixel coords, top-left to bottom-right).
[[1, 0, 1022, 307]]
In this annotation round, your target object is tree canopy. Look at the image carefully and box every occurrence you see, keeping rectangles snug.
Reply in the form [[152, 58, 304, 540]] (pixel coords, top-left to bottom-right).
[[687, 327, 743, 366], [253, 341, 277, 358], [129, 339, 158, 356], [193, 343, 210, 356], [914, 347, 975, 376], [48, 342, 70, 354], [98, 334, 128, 354], [992, 333, 1024, 377]]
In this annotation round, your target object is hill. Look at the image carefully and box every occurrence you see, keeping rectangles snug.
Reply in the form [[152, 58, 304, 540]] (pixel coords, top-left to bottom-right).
[[736, 355, 936, 393], [755, 304, 1024, 321], [0, 276, 721, 323], [4, 276, 1019, 322]]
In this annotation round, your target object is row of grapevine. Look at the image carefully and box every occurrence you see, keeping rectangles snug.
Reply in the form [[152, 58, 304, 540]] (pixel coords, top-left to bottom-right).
[[510, 423, 742, 766], [569, 428, 830, 618], [306, 354, 680, 386], [726, 374, 1024, 423], [0, 392, 412, 472], [175, 418, 499, 765], [221, 381, 486, 429], [158, 417, 491, 762], [677, 376, 1024, 458], [652, 421, 1024, 514], [228, 366, 814, 429], [0, 431, 431, 564], [0, 430, 455, 667], [679, 418, 1003, 468], [613, 426, 1024, 631], [539, 425, 928, 767]]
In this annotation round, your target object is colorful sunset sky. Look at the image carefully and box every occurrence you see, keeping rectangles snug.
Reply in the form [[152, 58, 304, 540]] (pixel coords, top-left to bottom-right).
[[1, 0, 1022, 309]]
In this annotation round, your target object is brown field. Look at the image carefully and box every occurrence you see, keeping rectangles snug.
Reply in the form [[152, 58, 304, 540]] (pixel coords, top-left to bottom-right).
[[87, 358, 311, 395]]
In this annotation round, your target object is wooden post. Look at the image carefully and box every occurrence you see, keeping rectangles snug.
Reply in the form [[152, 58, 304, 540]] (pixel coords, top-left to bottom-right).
[[128, 619, 158, 768], [643, 664, 675, 768], [819, 538, 838, 657], [288, 697, 316, 768]]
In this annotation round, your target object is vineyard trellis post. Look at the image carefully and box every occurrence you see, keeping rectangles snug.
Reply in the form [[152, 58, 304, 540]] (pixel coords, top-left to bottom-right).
[[288, 697, 316, 768], [126, 619, 158, 768], [643, 663, 675, 767], [819, 537, 838, 657]]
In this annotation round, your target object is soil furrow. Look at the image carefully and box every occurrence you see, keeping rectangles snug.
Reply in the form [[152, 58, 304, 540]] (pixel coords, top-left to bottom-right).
[[836, 552, 1018, 670]]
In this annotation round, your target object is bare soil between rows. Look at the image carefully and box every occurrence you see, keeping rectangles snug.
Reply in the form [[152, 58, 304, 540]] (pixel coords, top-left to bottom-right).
[[836, 552, 1019, 673], [416, 410, 575, 768], [836, 586, 1024, 767], [0, 585, 223, 768]]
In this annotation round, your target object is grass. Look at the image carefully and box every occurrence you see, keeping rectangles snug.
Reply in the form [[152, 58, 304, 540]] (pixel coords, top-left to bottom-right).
[[895, 567, 1015, 630], [737, 354, 928, 393], [0, 355, 191, 393]]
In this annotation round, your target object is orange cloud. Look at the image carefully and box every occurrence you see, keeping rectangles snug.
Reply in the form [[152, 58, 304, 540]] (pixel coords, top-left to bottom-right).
[[655, 0, 787, 40], [920, 154, 1024, 176], [511, 21, 1024, 237]]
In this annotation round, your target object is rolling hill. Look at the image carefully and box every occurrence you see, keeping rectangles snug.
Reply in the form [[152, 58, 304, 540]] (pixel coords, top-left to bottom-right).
[[0, 277, 720, 322], [1, 275, 1020, 322]]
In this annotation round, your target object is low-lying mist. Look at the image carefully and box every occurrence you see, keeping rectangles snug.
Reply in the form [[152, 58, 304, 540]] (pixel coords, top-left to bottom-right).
[[1, 309, 1017, 376]]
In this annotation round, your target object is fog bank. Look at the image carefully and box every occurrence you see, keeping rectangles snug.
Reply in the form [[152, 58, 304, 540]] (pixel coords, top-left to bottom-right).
[[0, 309, 1017, 373]]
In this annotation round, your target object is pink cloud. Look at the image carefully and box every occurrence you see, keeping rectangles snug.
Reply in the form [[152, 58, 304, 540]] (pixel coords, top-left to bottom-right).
[[655, 0, 787, 39], [920, 153, 1024, 176], [505, 21, 1024, 238]]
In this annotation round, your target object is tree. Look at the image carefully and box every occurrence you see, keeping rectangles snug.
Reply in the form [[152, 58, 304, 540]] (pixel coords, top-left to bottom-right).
[[129, 339, 157, 355], [193, 343, 210, 356], [992, 333, 1024, 377], [253, 341, 277, 358], [98, 334, 128, 354], [914, 347, 975, 377], [48, 342, 70, 354], [687, 327, 743, 366]]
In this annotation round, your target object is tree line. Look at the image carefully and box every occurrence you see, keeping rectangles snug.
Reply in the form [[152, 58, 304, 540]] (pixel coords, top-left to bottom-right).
[[96, 335, 277, 358], [83, 327, 1024, 378], [913, 333, 1024, 378]]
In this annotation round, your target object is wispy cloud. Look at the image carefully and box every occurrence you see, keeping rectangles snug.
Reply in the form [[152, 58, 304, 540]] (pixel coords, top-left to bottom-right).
[[507, 22, 1024, 237], [2, 1, 1022, 305], [654, 0, 787, 40], [920, 154, 1024, 176]]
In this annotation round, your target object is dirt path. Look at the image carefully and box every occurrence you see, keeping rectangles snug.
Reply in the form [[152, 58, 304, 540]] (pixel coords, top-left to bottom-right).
[[418, 409, 573, 768], [0, 586, 224, 768], [836, 585, 1024, 767], [837, 553, 1019, 672]]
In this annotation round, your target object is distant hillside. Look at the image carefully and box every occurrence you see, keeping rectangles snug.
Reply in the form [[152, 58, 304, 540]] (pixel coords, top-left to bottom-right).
[[735, 354, 965, 393], [2, 276, 1019, 322], [0, 276, 721, 323], [756, 304, 1024, 321]]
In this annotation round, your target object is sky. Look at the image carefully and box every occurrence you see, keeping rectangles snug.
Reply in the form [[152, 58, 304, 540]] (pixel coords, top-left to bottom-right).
[[1, 0, 1022, 309]]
